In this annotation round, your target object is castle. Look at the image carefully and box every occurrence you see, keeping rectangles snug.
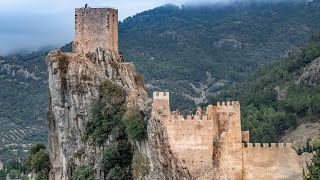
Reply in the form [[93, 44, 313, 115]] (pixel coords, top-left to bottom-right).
[[65, 7, 303, 180], [152, 92, 303, 179]]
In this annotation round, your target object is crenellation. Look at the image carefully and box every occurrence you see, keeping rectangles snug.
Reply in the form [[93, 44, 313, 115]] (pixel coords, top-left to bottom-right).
[[254, 143, 262, 147], [153, 91, 170, 100], [152, 91, 301, 179], [278, 143, 285, 148]]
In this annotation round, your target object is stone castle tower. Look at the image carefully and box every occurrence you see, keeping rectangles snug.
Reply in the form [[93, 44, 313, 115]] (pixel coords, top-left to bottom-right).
[[152, 92, 303, 179], [73, 8, 118, 53]]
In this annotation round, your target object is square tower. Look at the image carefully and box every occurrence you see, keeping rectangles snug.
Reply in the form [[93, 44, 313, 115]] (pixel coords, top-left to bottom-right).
[[73, 8, 118, 53]]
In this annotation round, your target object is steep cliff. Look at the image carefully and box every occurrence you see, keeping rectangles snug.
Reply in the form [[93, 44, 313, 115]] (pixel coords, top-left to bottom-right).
[[47, 48, 191, 179]]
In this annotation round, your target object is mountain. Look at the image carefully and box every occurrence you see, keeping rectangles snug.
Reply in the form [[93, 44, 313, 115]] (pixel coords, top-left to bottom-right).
[[0, 50, 49, 162], [215, 33, 320, 146], [119, 1, 320, 110], [1, 0, 320, 162]]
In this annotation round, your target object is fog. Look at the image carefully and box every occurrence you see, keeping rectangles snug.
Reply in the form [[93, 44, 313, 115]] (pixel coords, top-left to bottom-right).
[[0, 0, 311, 55]]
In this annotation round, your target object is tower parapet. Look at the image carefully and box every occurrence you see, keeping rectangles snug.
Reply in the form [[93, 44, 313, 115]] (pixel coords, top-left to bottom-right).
[[73, 8, 118, 53]]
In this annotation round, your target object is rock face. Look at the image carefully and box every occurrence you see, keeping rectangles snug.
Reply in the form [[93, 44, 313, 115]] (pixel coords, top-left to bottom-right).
[[47, 48, 191, 179], [47, 48, 144, 179]]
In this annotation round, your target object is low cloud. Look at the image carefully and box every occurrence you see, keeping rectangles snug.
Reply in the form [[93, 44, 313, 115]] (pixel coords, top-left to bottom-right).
[[0, 0, 308, 55]]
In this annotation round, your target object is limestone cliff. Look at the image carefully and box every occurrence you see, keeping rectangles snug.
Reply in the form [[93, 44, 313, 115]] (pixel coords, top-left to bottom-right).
[[47, 48, 191, 179]]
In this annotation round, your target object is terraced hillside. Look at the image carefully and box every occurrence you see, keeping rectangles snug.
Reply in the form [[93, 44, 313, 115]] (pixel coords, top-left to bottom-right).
[[0, 50, 48, 162]]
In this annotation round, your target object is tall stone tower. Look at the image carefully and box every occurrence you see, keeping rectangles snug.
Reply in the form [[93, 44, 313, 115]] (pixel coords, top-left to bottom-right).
[[73, 8, 118, 53]]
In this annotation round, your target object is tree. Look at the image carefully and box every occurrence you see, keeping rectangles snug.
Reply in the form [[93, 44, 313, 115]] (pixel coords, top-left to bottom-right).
[[25, 144, 50, 180], [72, 165, 94, 180], [0, 170, 6, 180], [122, 108, 146, 141]]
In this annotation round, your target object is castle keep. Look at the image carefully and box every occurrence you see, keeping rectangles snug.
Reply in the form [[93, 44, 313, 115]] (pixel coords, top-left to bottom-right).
[[73, 8, 118, 53], [152, 92, 303, 180]]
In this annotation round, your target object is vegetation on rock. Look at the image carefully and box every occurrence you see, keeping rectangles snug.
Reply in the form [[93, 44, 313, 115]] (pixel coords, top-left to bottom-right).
[[132, 152, 150, 179], [85, 80, 127, 145], [72, 165, 94, 180], [123, 108, 147, 141]]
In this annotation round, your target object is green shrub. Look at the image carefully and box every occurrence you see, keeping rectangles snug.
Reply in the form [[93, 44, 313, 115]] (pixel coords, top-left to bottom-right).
[[106, 166, 124, 180], [86, 80, 127, 145], [123, 108, 146, 141], [132, 152, 149, 179], [72, 165, 94, 180], [36, 172, 49, 180], [25, 144, 50, 179], [101, 141, 132, 173]]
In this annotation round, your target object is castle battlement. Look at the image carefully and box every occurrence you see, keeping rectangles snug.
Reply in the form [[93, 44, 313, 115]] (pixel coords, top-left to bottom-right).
[[243, 143, 292, 148], [217, 101, 240, 106], [153, 91, 169, 100], [169, 114, 210, 121]]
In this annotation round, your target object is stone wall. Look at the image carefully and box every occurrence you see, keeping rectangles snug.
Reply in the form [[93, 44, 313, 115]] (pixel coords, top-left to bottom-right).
[[242, 143, 302, 180], [214, 102, 243, 180], [152, 92, 303, 180], [73, 8, 118, 53], [165, 113, 216, 175]]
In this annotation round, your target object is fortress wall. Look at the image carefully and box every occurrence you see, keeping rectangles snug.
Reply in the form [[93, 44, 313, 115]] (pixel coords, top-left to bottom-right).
[[215, 101, 243, 180], [164, 114, 215, 175], [242, 143, 302, 180], [73, 8, 118, 53]]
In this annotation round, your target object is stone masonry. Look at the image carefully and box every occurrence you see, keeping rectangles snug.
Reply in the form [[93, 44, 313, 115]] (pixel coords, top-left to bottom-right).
[[73, 8, 118, 53], [152, 92, 303, 179]]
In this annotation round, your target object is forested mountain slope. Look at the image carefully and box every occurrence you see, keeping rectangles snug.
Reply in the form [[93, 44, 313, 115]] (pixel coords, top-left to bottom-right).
[[119, 0, 320, 109], [216, 33, 320, 145], [0, 49, 49, 162]]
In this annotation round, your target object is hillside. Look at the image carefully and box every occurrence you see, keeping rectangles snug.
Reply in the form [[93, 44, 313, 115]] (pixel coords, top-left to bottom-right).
[[1, 0, 320, 162], [119, 0, 320, 109], [216, 33, 320, 145], [0, 50, 49, 162]]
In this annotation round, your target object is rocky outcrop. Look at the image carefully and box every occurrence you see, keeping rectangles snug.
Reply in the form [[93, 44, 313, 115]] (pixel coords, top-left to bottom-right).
[[47, 48, 147, 179], [47, 48, 191, 179]]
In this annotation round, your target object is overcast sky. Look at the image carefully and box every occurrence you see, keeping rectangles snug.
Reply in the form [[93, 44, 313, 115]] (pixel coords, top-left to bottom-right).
[[0, 0, 216, 55], [0, 0, 298, 55]]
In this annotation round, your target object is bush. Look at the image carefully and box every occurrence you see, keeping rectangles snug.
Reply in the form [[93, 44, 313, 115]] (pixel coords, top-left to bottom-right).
[[123, 108, 147, 141], [106, 166, 124, 180], [36, 172, 49, 180], [101, 141, 132, 173], [132, 152, 149, 179], [25, 144, 50, 179], [86, 80, 127, 145], [123, 108, 146, 141], [72, 165, 94, 180]]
